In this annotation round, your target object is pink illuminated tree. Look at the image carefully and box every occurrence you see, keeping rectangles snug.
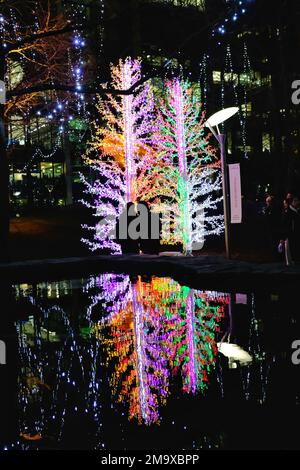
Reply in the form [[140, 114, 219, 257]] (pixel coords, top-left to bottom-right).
[[80, 58, 157, 253]]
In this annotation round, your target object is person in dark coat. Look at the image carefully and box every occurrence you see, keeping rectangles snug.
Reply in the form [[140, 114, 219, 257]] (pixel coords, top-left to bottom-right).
[[286, 192, 294, 207], [116, 202, 139, 254], [137, 201, 161, 255], [281, 197, 300, 264], [262, 195, 281, 256]]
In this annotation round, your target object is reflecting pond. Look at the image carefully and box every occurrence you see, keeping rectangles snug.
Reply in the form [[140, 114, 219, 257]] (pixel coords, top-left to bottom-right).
[[1, 274, 300, 450]]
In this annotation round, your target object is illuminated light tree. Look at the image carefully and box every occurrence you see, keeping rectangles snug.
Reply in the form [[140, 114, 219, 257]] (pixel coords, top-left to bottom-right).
[[0, 1, 108, 257], [154, 78, 224, 254], [1, 1, 73, 254], [5, 2, 71, 118], [172, 287, 225, 394], [81, 57, 158, 253]]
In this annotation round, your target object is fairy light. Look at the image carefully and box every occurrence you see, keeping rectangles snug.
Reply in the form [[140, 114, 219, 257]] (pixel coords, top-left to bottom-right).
[[14, 283, 106, 449], [225, 44, 248, 156], [212, 0, 255, 40], [97, 0, 105, 81], [22, 132, 63, 172], [199, 53, 208, 108], [10, 275, 232, 444], [5, 1, 106, 207], [241, 42, 252, 158]]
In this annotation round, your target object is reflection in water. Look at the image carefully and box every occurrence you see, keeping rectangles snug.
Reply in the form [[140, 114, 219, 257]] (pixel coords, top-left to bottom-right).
[[15, 288, 105, 449], [94, 277, 171, 425], [89, 276, 228, 424], [9, 275, 287, 449]]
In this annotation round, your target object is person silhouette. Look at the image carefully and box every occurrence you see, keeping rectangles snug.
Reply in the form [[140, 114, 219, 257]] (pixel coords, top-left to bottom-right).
[[116, 202, 139, 254], [136, 201, 161, 255]]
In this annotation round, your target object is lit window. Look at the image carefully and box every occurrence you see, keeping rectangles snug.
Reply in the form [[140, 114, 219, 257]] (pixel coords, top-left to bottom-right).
[[239, 71, 261, 87], [239, 73, 251, 86], [261, 75, 272, 87], [262, 133, 272, 152], [213, 71, 221, 83], [224, 72, 238, 83], [241, 102, 252, 117]]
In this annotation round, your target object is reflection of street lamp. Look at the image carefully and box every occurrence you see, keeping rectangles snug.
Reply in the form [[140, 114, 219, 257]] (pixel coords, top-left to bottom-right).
[[217, 342, 252, 369], [204, 107, 239, 259], [217, 294, 252, 369]]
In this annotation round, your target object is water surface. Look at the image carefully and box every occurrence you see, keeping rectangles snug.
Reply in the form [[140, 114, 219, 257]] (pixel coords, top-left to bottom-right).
[[1, 274, 300, 450]]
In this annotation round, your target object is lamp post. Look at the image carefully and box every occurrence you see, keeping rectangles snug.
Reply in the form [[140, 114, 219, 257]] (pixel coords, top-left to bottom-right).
[[204, 107, 239, 259]]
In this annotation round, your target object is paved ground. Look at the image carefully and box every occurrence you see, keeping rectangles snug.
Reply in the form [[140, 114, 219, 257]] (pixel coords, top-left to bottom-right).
[[6, 208, 299, 290], [9, 207, 274, 264], [1, 253, 299, 291], [9, 207, 89, 261]]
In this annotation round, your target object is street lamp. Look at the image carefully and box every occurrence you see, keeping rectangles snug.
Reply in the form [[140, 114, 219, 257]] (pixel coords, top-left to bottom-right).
[[204, 107, 239, 259]]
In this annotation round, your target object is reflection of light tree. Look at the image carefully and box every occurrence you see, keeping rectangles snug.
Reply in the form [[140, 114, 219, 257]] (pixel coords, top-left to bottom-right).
[[92, 275, 226, 424], [85, 273, 131, 325], [14, 276, 228, 442], [97, 277, 170, 425], [172, 287, 225, 394]]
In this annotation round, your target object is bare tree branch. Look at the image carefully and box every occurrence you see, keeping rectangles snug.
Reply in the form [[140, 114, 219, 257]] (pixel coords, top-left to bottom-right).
[[6, 24, 81, 52], [7, 75, 153, 99]]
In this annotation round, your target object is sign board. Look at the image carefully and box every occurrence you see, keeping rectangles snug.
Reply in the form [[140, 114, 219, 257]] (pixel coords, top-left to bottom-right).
[[0, 80, 6, 104], [229, 163, 242, 224], [236, 293, 248, 305]]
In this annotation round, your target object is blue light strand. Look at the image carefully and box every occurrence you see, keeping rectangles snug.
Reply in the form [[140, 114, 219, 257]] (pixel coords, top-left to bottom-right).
[[212, 0, 255, 39]]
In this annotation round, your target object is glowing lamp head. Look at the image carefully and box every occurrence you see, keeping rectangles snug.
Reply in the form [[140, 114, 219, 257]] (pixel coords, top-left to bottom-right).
[[205, 107, 239, 129]]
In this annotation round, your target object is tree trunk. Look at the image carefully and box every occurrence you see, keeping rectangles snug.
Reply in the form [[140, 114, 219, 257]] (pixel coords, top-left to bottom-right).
[[64, 125, 73, 206]]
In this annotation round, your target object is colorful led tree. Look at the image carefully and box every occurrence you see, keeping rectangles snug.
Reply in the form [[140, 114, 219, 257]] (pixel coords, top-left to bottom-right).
[[154, 79, 224, 254], [81, 58, 158, 253]]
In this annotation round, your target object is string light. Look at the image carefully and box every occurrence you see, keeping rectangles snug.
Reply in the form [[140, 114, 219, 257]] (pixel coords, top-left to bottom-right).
[[224, 44, 248, 156], [212, 0, 255, 40], [5, 1, 106, 197]]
